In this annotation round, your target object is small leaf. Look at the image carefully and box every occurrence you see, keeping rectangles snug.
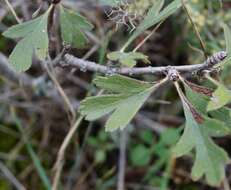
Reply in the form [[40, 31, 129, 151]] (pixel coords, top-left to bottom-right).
[[98, 0, 118, 6], [123, 0, 181, 49], [95, 150, 106, 163], [207, 83, 231, 111], [217, 24, 231, 67], [130, 144, 151, 166], [160, 128, 180, 146], [184, 80, 231, 131], [173, 82, 229, 186], [107, 51, 150, 67], [80, 75, 167, 131], [223, 23, 231, 55], [3, 8, 51, 71], [140, 131, 154, 145], [60, 6, 93, 48]]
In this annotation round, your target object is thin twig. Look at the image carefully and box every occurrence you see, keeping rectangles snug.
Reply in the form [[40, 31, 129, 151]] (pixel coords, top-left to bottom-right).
[[66, 123, 93, 190], [117, 130, 127, 190], [44, 62, 76, 122], [0, 161, 26, 190], [136, 114, 165, 134], [133, 21, 163, 52], [223, 174, 231, 190], [4, 0, 21, 23], [59, 51, 227, 76], [52, 116, 83, 190], [181, 0, 207, 58], [0, 0, 24, 22]]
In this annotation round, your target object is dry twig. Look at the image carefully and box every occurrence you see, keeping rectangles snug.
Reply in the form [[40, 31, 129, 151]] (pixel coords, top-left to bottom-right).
[[58, 51, 227, 76], [52, 116, 83, 190]]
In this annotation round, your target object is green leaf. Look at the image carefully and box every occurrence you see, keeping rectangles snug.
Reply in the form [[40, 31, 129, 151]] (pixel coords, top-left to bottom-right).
[[183, 81, 212, 113], [130, 144, 151, 166], [80, 75, 167, 131], [94, 74, 152, 94], [123, 0, 181, 50], [173, 83, 229, 186], [60, 6, 93, 48], [3, 8, 51, 72], [207, 83, 231, 111], [223, 24, 231, 55], [217, 24, 231, 67], [95, 150, 106, 163], [98, 0, 118, 6], [184, 80, 231, 132], [140, 130, 154, 145], [160, 128, 180, 146], [107, 51, 150, 67], [3, 16, 43, 39]]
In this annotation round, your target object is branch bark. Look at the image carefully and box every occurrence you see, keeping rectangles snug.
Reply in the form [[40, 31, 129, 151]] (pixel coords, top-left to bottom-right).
[[57, 51, 227, 76]]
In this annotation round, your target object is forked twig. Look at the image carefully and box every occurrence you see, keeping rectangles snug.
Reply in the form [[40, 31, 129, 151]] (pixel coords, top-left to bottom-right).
[[117, 130, 127, 190]]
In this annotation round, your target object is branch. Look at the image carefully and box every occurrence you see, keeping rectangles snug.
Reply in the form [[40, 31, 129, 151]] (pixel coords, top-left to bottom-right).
[[117, 131, 127, 190], [59, 51, 227, 76], [0, 53, 77, 109], [0, 161, 26, 190], [52, 116, 83, 190]]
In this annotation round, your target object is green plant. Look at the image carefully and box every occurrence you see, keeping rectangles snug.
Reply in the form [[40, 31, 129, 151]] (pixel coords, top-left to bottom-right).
[[2, 0, 231, 188]]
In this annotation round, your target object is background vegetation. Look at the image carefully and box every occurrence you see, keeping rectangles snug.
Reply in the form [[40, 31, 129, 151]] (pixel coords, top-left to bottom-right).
[[0, 0, 231, 190]]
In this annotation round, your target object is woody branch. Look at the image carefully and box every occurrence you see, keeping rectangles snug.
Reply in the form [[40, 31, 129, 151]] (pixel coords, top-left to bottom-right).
[[54, 51, 227, 76]]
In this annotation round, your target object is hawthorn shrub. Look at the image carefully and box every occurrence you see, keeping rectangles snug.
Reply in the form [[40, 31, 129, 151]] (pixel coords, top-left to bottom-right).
[[1, 0, 231, 189]]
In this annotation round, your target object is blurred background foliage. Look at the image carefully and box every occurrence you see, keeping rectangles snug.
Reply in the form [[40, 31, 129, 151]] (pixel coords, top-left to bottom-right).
[[0, 0, 231, 190]]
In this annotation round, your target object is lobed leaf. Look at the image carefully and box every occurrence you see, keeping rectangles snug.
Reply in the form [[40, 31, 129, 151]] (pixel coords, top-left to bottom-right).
[[60, 6, 93, 48], [3, 8, 52, 71], [94, 74, 152, 94], [173, 82, 229, 186], [3, 16, 43, 39], [184, 80, 231, 131], [80, 75, 167, 131], [207, 83, 231, 111]]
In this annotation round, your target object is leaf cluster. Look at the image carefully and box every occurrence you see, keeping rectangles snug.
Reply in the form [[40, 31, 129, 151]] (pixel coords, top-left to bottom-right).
[[3, 4, 93, 72]]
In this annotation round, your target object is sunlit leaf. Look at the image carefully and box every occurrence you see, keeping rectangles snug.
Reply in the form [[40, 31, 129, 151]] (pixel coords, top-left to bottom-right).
[[216, 24, 231, 67], [173, 82, 229, 186], [184, 80, 231, 131], [94, 74, 152, 93], [80, 75, 167, 131], [207, 82, 231, 111], [3, 8, 52, 71], [223, 23, 231, 55]]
